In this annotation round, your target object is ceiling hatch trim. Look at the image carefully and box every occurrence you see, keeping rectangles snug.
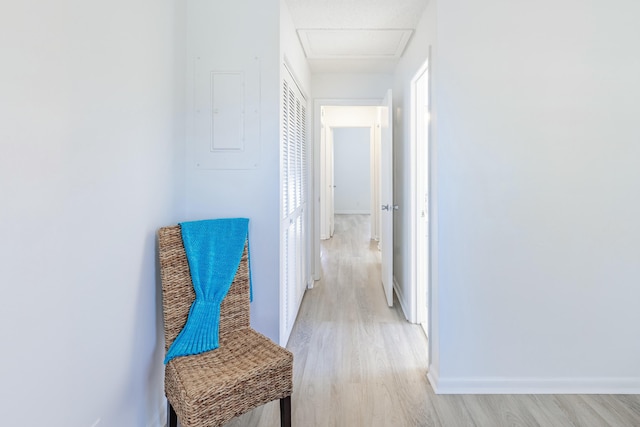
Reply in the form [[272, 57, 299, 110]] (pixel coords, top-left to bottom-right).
[[297, 29, 413, 59]]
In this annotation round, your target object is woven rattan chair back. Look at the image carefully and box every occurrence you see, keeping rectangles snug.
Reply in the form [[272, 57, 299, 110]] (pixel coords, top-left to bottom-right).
[[157, 224, 293, 427], [158, 225, 250, 351]]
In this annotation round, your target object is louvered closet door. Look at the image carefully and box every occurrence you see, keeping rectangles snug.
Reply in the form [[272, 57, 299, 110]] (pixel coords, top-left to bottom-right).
[[280, 71, 308, 345]]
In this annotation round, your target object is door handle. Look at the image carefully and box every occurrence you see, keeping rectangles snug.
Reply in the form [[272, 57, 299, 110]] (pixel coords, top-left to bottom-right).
[[381, 204, 389, 211], [381, 204, 399, 211]]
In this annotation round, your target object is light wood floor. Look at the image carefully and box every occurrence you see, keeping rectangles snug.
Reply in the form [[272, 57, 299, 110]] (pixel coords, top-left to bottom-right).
[[225, 214, 640, 427]]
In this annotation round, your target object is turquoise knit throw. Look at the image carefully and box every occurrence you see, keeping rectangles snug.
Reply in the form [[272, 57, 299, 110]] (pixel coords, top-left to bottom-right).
[[164, 218, 249, 364]]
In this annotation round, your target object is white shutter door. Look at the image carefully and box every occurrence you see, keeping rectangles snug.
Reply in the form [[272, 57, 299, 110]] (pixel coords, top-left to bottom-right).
[[282, 81, 290, 219], [280, 70, 308, 345]]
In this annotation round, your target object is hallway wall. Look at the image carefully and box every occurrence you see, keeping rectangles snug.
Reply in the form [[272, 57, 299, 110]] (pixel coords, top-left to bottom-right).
[[185, 0, 281, 342], [185, 0, 311, 344], [333, 127, 371, 214], [434, 0, 640, 392], [0, 1, 187, 425], [312, 73, 393, 100]]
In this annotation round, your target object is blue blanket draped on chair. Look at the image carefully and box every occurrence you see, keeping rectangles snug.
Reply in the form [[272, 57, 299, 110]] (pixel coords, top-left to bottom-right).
[[164, 218, 249, 364]]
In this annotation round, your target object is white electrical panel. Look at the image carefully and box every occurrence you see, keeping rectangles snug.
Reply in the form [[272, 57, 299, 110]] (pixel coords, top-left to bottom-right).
[[193, 56, 261, 169]]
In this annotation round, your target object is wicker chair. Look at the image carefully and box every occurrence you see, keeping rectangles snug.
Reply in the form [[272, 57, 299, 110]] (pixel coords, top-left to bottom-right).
[[158, 225, 293, 427]]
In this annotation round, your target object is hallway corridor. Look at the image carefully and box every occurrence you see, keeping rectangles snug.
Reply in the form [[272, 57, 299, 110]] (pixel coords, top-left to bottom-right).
[[227, 214, 431, 426]]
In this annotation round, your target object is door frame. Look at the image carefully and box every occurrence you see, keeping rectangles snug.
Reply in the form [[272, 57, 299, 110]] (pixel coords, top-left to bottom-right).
[[412, 59, 431, 327], [410, 56, 432, 347], [312, 98, 382, 282]]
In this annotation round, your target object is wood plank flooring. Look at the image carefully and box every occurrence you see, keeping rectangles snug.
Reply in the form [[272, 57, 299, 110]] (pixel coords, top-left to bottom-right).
[[224, 214, 640, 427]]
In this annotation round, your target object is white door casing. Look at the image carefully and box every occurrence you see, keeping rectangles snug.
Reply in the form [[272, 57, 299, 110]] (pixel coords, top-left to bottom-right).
[[319, 120, 328, 240], [411, 58, 431, 334], [370, 126, 380, 241]]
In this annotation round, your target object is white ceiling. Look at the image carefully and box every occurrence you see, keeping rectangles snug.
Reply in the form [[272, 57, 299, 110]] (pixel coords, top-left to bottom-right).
[[285, 0, 429, 73]]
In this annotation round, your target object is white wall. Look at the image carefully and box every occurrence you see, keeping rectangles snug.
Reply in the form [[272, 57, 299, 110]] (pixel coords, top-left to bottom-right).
[[281, 0, 311, 94], [433, 0, 640, 392], [323, 106, 380, 127], [0, 1, 186, 425], [185, 0, 311, 345], [333, 128, 371, 214], [312, 73, 392, 100], [185, 0, 281, 341]]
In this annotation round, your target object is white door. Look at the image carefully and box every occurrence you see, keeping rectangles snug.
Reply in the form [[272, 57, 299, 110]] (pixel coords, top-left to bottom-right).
[[280, 72, 308, 346], [328, 129, 335, 238], [417, 68, 430, 333], [380, 89, 394, 307]]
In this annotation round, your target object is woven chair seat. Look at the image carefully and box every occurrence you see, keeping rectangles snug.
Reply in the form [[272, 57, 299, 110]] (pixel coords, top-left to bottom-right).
[[166, 329, 293, 426], [158, 224, 293, 427]]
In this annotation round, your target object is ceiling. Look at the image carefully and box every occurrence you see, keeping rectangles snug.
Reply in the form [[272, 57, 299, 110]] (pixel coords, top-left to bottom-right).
[[285, 0, 429, 73]]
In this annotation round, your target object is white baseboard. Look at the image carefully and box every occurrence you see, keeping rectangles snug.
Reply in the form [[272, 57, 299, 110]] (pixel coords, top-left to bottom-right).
[[426, 366, 439, 393], [428, 373, 640, 394], [393, 276, 412, 322]]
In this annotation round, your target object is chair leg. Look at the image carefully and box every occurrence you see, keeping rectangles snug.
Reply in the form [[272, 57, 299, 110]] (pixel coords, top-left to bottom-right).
[[280, 396, 291, 427], [167, 401, 178, 427]]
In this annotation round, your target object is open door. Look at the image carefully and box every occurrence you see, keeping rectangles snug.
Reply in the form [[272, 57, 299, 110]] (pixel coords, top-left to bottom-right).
[[380, 89, 394, 307], [328, 129, 335, 238], [414, 61, 430, 333]]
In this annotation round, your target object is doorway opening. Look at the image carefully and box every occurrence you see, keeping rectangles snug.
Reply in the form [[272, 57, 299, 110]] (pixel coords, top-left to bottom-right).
[[319, 105, 380, 242], [313, 95, 394, 307]]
